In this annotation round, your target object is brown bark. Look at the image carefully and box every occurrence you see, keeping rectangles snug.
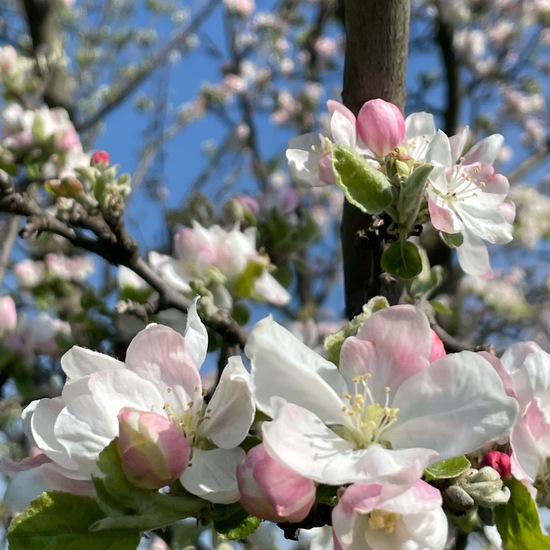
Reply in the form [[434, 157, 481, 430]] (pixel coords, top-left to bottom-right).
[[340, 0, 410, 318]]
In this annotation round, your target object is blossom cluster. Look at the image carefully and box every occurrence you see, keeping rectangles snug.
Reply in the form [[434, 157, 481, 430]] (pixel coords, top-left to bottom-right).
[[287, 98, 515, 278], [8, 300, 550, 549]]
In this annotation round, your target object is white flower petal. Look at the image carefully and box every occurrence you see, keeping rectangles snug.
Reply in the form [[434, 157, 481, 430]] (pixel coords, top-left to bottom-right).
[[184, 299, 208, 370], [388, 351, 518, 459], [263, 403, 436, 485], [426, 130, 453, 166], [181, 447, 244, 503], [456, 230, 492, 278], [148, 251, 192, 293], [200, 356, 254, 448], [61, 346, 124, 379], [253, 270, 291, 305], [247, 316, 347, 422]]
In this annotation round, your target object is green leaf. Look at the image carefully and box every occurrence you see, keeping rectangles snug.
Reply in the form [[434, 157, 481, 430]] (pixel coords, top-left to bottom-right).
[[332, 144, 392, 214], [7, 492, 140, 550], [424, 456, 471, 481], [441, 232, 464, 248], [211, 502, 261, 540], [381, 240, 422, 279], [495, 477, 550, 550]]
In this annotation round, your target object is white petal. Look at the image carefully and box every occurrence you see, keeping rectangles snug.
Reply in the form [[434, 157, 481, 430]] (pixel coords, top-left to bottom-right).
[[148, 251, 192, 293], [426, 130, 452, 166], [247, 316, 347, 422], [184, 299, 208, 369], [263, 404, 436, 485], [181, 447, 244, 503], [200, 356, 254, 448], [30, 398, 79, 471], [61, 346, 125, 379], [463, 134, 503, 164], [331, 110, 356, 147], [388, 351, 518, 459], [253, 271, 291, 305], [286, 133, 325, 187], [456, 230, 492, 278]]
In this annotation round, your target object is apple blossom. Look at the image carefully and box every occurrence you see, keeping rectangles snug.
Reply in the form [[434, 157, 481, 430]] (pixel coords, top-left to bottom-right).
[[481, 451, 512, 479], [149, 221, 290, 308], [426, 130, 515, 277], [480, 341, 550, 483], [247, 305, 518, 486], [237, 443, 316, 522], [332, 481, 447, 550], [90, 149, 111, 167], [9, 303, 255, 504], [117, 407, 191, 489]]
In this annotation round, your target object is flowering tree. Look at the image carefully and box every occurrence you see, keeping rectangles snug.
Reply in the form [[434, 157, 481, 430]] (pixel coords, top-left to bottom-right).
[[1, 0, 550, 549]]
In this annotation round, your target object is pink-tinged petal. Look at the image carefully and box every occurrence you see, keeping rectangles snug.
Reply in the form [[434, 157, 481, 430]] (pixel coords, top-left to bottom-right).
[[457, 201, 513, 244], [357, 99, 405, 158], [200, 356, 254, 449], [318, 151, 336, 184], [181, 447, 245, 503], [429, 330, 446, 362], [388, 351, 518, 459], [61, 346, 125, 379], [327, 99, 356, 125], [331, 110, 356, 147], [510, 413, 545, 481], [247, 316, 347, 423], [0, 295, 17, 332], [463, 133, 504, 165], [262, 403, 436, 485], [237, 443, 315, 523], [125, 323, 202, 412], [478, 351, 517, 399], [500, 341, 542, 407], [456, 231, 492, 278], [118, 407, 190, 489], [341, 305, 431, 396], [500, 200, 516, 224], [427, 192, 462, 234]]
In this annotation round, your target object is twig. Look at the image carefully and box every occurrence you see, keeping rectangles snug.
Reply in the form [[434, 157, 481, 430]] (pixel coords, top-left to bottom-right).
[[0, 216, 20, 286]]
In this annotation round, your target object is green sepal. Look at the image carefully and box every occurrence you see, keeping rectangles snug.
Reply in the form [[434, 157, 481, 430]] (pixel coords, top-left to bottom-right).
[[424, 456, 471, 481], [397, 163, 432, 229], [381, 240, 422, 279], [211, 502, 261, 540], [441, 232, 464, 248], [332, 144, 392, 214], [7, 491, 140, 550], [494, 477, 550, 550], [92, 440, 204, 532], [233, 260, 265, 298]]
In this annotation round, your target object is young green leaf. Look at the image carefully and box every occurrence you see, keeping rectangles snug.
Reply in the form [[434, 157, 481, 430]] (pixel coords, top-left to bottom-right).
[[332, 144, 392, 214], [494, 476, 550, 550], [7, 491, 140, 550], [424, 456, 471, 481], [381, 240, 422, 279]]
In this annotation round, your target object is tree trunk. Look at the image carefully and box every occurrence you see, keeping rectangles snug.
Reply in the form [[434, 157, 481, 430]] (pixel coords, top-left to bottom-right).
[[340, 0, 410, 318]]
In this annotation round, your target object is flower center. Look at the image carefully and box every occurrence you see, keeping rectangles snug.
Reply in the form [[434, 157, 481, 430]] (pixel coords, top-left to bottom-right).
[[163, 385, 209, 445], [340, 374, 399, 449], [444, 161, 485, 203], [368, 509, 400, 534]]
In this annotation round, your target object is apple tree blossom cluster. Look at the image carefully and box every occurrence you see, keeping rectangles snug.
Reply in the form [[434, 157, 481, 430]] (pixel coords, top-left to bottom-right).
[[6, 297, 550, 549], [287, 98, 515, 278]]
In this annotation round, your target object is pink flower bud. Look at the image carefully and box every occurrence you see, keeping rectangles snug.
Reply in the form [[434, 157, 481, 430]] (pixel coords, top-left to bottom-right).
[[90, 150, 110, 167], [481, 450, 512, 479], [237, 443, 316, 522], [429, 329, 446, 362], [0, 296, 17, 333], [356, 99, 405, 158], [118, 407, 191, 489]]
